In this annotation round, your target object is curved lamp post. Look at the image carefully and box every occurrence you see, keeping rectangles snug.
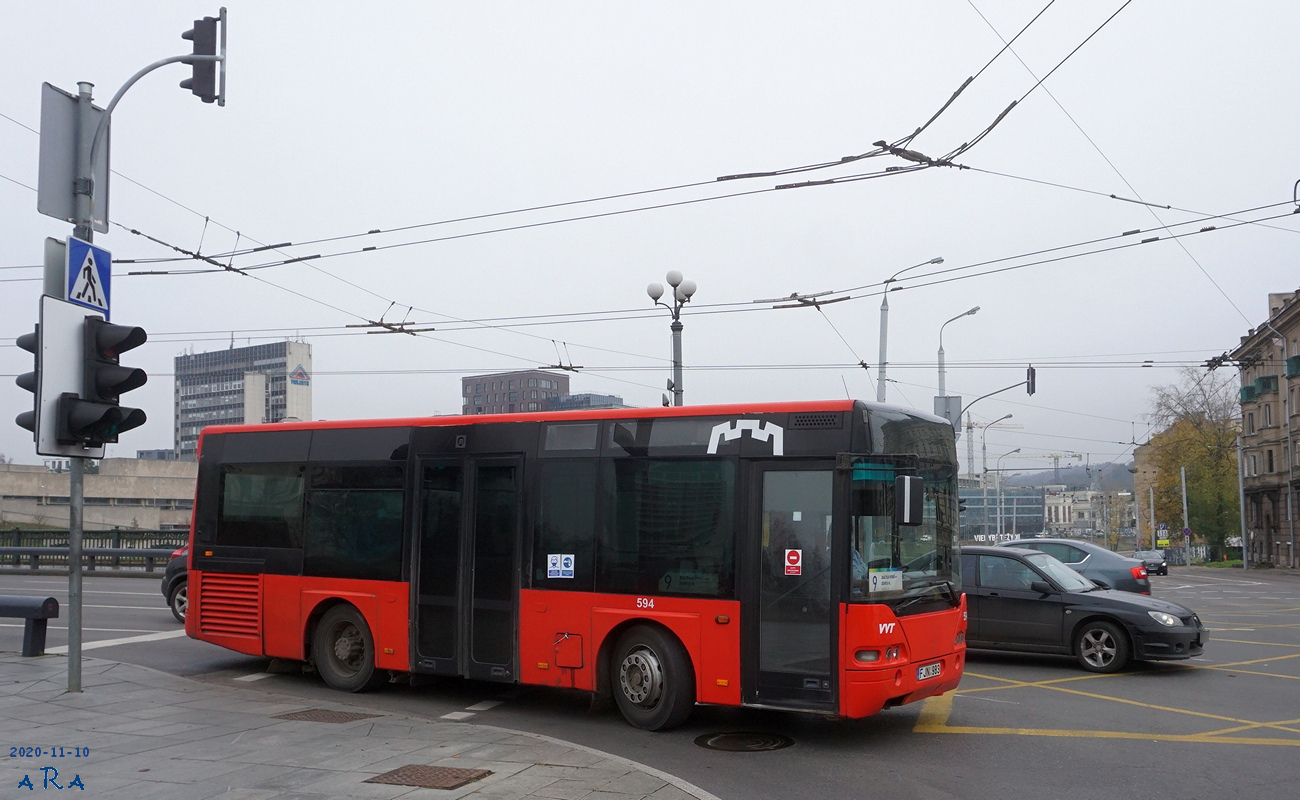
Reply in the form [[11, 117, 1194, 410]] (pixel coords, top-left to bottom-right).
[[996, 447, 1022, 537], [876, 256, 944, 402], [648, 271, 697, 407], [938, 306, 980, 397], [980, 414, 1012, 538]]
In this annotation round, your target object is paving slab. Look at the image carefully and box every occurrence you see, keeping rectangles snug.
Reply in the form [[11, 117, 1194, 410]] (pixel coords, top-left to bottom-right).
[[0, 653, 720, 800]]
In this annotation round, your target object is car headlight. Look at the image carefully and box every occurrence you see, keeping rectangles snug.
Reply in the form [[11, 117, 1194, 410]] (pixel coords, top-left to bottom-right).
[[1147, 611, 1182, 627]]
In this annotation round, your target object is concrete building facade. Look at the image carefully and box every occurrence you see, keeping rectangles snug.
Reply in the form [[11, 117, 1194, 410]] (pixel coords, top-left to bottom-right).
[[461, 370, 570, 415], [0, 459, 198, 530], [1230, 291, 1300, 568], [174, 341, 312, 458]]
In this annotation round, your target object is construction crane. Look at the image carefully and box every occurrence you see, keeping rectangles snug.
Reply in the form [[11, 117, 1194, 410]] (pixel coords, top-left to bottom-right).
[[965, 413, 1023, 480], [1048, 453, 1083, 484]]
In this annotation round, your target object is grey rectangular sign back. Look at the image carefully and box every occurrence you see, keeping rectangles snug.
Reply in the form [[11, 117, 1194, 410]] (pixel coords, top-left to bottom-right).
[[37, 82, 110, 233]]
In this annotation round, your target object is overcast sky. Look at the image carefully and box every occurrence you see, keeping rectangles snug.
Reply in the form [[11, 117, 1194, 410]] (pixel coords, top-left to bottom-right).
[[2, 1, 1297, 478]]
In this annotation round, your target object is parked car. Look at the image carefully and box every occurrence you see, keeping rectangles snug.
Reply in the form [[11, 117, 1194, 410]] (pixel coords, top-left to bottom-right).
[[961, 546, 1206, 672], [160, 545, 188, 623], [997, 538, 1150, 594], [1134, 549, 1168, 576]]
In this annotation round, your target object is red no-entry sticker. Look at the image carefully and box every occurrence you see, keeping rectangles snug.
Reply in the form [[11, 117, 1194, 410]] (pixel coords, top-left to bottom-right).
[[785, 549, 802, 576]]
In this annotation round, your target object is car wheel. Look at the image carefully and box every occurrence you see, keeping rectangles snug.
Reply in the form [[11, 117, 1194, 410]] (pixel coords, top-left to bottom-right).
[[312, 605, 386, 692], [611, 626, 695, 731], [168, 580, 188, 624], [1074, 620, 1130, 673]]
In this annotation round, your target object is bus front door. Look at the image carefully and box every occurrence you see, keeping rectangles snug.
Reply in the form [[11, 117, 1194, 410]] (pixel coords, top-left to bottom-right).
[[414, 458, 521, 683], [747, 466, 837, 710]]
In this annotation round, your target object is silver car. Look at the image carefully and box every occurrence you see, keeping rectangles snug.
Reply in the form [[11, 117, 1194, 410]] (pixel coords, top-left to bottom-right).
[[996, 538, 1151, 594]]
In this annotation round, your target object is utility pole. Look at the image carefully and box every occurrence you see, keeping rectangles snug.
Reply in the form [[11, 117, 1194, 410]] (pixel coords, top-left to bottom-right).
[[1181, 465, 1191, 567]]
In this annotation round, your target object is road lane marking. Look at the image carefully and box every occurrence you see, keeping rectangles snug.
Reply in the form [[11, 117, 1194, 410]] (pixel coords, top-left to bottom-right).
[[465, 700, 503, 711], [0, 586, 161, 596], [0, 623, 163, 633], [235, 673, 275, 682], [45, 629, 187, 653], [440, 711, 475, 720]]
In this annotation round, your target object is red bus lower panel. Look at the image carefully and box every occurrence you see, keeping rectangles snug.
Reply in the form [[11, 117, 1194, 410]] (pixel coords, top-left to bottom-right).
[[519, 589, 742, 707]]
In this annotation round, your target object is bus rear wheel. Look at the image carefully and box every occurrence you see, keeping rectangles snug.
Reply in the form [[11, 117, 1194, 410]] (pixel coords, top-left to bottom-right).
[[611, 626, 695, 731], [313, 605, 386, 692]]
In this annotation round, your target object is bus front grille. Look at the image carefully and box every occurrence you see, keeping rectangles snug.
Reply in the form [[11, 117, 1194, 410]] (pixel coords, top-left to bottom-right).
[[199, 572, 261, 639]]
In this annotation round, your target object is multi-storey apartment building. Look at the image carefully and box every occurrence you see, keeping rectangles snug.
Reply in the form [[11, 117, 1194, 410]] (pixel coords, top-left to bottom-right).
[[1230, 291, 1300, 568], [461, 370, 570, 415]]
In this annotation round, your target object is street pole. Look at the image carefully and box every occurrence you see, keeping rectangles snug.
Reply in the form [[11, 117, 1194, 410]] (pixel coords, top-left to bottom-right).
[[1149, 486, 1156, 552], [65, 80, 100, 693], [876, 293, 889, 403], [670, 319, 683, 408], [1238, 434, 1249, 569], [1181, 465, 1190, 567]]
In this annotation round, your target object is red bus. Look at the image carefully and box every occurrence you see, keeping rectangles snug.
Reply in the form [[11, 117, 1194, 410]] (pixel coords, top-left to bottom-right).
[[185, 399, 966, 730]]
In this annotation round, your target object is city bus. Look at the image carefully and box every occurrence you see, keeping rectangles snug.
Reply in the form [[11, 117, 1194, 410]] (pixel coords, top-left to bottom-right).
[[185, 399, 966, 730]]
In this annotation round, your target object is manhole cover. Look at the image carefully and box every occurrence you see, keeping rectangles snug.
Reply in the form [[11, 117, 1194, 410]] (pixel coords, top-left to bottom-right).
[[274, 709, 383, 723], [693, 731, 795, 752], [365, 765, 492, 790]]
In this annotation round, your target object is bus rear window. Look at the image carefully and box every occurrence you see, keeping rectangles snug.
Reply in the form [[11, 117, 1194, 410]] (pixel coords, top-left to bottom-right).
[[217, 464, 305, 548]]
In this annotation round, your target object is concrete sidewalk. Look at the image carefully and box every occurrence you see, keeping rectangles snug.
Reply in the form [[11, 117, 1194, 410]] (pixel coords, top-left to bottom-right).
[[0, 654, 719, 800]]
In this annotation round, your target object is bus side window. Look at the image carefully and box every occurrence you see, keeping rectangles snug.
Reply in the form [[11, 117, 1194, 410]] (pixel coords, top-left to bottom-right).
[[303, 464, 405, 582], [598, 459, 735, 598], [533, 460, 596, 591], [217, 464, 305, 549]]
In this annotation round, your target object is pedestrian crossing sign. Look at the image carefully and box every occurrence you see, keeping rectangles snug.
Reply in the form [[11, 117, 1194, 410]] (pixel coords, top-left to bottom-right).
[[65, 236, 111, 319]]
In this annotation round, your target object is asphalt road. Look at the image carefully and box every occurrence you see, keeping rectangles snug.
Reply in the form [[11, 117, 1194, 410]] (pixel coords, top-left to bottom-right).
[[3, 567, 1298, 800]]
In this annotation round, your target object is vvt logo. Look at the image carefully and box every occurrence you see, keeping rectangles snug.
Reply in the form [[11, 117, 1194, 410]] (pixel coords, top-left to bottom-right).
[[878, 622, 897, 634], [707, 420, 784, 455]]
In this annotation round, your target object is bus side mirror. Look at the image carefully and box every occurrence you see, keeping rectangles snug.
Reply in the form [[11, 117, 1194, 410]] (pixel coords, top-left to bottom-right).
[[895, 475, 924, 526]]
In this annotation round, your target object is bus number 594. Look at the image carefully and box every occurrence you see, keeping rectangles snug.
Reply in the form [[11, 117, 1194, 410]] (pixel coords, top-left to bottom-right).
[[636, 597, 654, 609]]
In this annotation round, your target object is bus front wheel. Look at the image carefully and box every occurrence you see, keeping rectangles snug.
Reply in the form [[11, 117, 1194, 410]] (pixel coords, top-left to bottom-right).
[[312, 605, 386, 692], [611, 626, 695, 731]]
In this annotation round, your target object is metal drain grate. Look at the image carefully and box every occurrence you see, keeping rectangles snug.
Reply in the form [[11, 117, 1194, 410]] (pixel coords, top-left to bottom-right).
[[274, 709, 383, 723], [694, 731, 795, 752], [365, 765, 492, 790]]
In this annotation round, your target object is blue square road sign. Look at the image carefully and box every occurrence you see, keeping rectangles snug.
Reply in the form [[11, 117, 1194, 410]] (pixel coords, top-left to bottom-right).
[[66, 236, 111, 320]]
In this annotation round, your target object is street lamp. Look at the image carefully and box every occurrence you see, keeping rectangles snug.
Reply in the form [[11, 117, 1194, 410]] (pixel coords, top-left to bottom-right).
[[876, 256, 944, 403], [980, 414, 1012, 539], [937, 306, 980, 398], [647, 270, 697, 407], [996, 447, 1021, 537]]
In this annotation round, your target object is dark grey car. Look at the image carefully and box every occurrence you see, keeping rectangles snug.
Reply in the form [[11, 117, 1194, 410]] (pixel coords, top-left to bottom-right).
[[996, 538, 1150, 594], [1134, 549, 1168, 576], [961, 546, 1205, 672]]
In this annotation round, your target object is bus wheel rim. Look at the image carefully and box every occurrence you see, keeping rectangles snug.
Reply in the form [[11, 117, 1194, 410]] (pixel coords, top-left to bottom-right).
[[620, 646, 664, 707], [331, 622, 364, 673]]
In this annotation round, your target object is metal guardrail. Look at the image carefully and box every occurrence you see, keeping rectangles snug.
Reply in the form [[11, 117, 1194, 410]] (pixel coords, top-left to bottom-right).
[[1, 529, 188, 549], [0, 546, 177, 573]]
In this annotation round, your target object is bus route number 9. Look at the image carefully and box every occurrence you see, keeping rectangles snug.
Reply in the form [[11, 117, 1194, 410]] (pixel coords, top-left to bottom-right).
[[636, 597, 655, 609]]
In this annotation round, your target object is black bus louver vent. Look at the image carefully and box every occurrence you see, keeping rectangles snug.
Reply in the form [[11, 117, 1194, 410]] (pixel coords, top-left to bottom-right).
[[789, 412, 840, 430]]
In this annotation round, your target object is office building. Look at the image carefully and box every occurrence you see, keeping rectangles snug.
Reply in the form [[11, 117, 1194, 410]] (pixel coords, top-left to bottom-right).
[[174, 341, 312, 458]]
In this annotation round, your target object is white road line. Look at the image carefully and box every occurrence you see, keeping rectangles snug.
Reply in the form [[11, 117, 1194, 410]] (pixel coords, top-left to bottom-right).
[[440, 711, 475, 720], [465, 700, 503, 711], [84, 605, 167, 610], [0, 587, 160, 596], [45, 629, 188, 654], [0, 623, 164, 633], [234, 673, 275, 682]]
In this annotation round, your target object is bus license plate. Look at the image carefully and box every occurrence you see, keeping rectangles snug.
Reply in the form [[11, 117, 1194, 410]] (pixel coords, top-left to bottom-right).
[[916, 662, 942, 681]]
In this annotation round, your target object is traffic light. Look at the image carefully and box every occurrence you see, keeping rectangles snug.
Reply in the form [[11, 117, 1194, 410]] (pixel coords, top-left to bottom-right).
[[1026, 365, 1036, 396], [55, 318, 147, 447], [180, 16, 218, 103], [15, 325, 40, 436]]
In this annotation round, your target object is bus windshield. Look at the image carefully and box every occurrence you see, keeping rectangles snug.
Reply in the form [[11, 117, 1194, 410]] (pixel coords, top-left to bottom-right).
[[849, 457, 958, 612]]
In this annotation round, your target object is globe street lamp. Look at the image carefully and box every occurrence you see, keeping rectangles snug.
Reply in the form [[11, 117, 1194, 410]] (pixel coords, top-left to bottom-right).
[[980, 413, 1012, 539], [876, 256, 944, 402], [938, 306, 980, 398], [996, 447, 1022, 537], [648, 270, 697, 407]]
